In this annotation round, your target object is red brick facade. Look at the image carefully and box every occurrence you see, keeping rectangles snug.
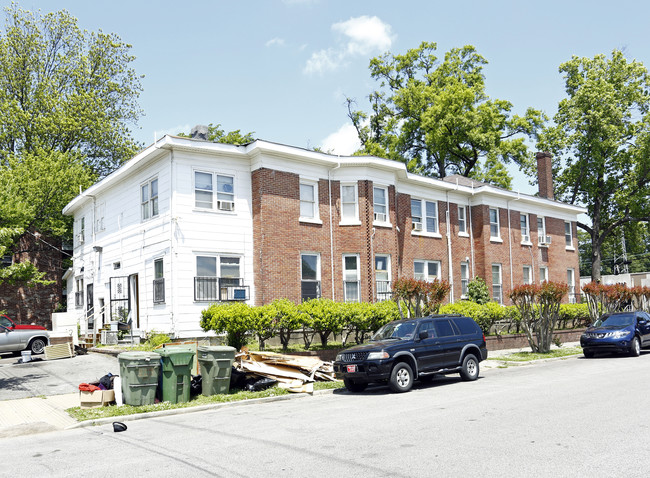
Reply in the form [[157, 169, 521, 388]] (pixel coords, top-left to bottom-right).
[[0, 234, 63, 328], [251, 168, 580, 306]]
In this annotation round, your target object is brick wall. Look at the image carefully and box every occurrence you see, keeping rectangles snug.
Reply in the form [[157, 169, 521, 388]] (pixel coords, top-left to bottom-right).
[[251, 167, 580, 306], [0, 234, 62, 328]]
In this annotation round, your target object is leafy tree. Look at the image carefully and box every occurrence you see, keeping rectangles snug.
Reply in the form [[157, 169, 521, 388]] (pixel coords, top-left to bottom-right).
[[467, 276, 490, 305], [298, 298, 343, 348], [347, 41, 544, 187], [0, 226, 51, 286], [538, 50, 650, 281], [0, 5, 143, 176], [178, 123, 254, 145], [392, 277, 450, 318]]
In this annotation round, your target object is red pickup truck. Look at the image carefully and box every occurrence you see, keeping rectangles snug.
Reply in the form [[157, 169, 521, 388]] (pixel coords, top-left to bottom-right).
[[0, 314, 50, 354]]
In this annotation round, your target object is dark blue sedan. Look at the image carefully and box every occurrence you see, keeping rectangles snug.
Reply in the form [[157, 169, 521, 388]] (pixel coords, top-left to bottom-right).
[[580, 311, 650, 358]]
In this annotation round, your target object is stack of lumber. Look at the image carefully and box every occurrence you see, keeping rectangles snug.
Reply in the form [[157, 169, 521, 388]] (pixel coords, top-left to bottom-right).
[[237, 350, 338, 393]]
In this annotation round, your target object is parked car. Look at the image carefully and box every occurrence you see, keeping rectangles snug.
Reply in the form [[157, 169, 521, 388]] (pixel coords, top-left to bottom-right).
[[580, 311, 650, 358], [0, 314, 50, 355], [333, 315, 488, 393]]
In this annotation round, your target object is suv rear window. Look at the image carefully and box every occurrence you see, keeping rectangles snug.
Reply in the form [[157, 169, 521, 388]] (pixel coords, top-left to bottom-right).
[[453, 317, 480, 335]]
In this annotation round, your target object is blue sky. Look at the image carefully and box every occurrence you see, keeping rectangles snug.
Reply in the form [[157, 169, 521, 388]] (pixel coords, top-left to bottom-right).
[[6, 0, 650, 193]]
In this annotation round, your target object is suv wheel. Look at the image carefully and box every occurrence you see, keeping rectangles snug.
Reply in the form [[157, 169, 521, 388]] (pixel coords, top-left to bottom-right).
[[389, 362, 413, 393], [459, 354, 479, 381], [343, 378, 368, 393], [629, 337, 641, 357]]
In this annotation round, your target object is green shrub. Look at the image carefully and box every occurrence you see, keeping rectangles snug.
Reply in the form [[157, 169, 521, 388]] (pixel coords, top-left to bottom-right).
[[558, 303, 590, 328], [467, 277, 490, 305], [145, 330, 171, 348], [298, 298, 343, 348], [200, 302, 256, 351]]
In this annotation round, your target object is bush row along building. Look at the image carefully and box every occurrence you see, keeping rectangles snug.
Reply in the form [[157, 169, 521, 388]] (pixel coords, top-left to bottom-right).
[[60, 133, 585, 338]]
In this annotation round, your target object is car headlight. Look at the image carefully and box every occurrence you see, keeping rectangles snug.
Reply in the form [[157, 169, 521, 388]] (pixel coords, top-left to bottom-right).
[[367, 351, 389, 360], [335, 354, 342, 362], [605, 331, 630, 339]]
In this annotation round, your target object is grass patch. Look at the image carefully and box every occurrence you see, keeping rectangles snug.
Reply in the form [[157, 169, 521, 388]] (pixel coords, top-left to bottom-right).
[[66, 381, 343, 422], [488, 347, 582, 362]]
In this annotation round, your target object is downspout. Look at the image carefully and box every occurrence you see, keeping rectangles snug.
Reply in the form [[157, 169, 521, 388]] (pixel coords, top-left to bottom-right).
[[446, 190, 454, 303], [370, 227, 376, 301], [328, 161, 341, 300], [169, 150, 176, 336]]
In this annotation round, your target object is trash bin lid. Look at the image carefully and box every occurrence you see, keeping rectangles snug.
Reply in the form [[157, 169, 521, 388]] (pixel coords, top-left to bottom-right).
[[117, 351, 161, 362], [155, 347, 195, 366], [198, 345, 236, 353]]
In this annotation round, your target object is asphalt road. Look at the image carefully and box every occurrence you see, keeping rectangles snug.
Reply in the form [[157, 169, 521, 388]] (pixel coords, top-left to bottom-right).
[[0, 352, 119, 400], [2, 351, 650, 477]]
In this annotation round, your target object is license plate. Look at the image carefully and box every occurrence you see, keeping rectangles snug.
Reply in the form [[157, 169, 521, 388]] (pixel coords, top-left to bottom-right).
[[347, 365, 357, 373]]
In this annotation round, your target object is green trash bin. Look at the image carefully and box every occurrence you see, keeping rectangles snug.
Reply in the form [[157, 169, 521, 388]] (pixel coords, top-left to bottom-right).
[[155, 346, 195, 404], [118, 351, 161, 406], [197, 345, 236, 396]]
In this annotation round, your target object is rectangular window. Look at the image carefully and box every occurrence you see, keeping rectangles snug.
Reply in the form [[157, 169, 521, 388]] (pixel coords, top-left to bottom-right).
[[492, 264, 502, 304], [300, 182, 317, 219], [75, 277, 84, 307], [375, 254, 391, 301], [301, 253, 321, 301], [95, 202, 106, 232], [460, 261, 469, 297], [458, 206, 467, 234], [489, 208, 500, 239], [411, 199, 422, 230], [343, 254, 360, 302], [194, 255, 246, 301], [195, 171, 213, 209], [153, 259, 165, 304], [76, 217, 86, 246], [539, 266, 548, 283], [340, 184, 358, 222], [565, 222, 573, 248], [520, 214, 530, 242], [195, 172, 234, 211], [425, 201, 438, 233], [373, 186, 388, 223], [567, 268, 576, 303], [538, 216, 550, 245], [523, 265, 532, 285], [141, 178, 159, 220], [414, 260, 441, 282]]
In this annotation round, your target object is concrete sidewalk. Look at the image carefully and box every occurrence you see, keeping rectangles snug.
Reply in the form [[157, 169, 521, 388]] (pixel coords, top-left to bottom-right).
[[0, 343, 583, 439]]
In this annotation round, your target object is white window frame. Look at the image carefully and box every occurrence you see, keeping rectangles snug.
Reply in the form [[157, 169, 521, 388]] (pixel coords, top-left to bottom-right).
[[523, 265, 532, 285], [375, 254, 391, 300], [194, 254, 244, 302], [538, 216, 550, 246], [458, 205, 468, 236], [565, 222, 574, 250], [567, 268, 576, 303], [301, 252, 321, 301], [539, 266, 548, 284], [373, 186, 390, 225], [342, 254, 361, 303], [339, 183, 360, 225], [153, 258, 165, 304], [141, 177, 159, 221], [492, 264, 502, 304], [414, 260, 441, 282], [411, 199, 440, 236], [489, 208, 501, 241], [299, 179, 320, 223], [460, 261, 469, 298], [520, 214, 531, 244], [194, 171, 235, 212]]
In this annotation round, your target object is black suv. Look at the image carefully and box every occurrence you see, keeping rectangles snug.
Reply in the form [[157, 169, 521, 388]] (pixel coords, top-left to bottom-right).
[[333, 315, 487, 393]]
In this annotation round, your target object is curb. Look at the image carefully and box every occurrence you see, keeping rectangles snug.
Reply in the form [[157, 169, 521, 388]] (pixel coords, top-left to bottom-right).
[[65, 388, 337, 429]]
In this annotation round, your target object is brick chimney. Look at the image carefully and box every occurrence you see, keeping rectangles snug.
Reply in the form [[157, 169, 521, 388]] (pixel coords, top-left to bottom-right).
[[536, 152, 554, 200]]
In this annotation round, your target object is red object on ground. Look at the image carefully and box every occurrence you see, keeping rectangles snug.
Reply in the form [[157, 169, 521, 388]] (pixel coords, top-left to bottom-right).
[[79, 383, 101, 392]]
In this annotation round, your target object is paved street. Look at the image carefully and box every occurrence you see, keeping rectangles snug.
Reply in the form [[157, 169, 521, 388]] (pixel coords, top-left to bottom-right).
[[2, 351, 649, 477]]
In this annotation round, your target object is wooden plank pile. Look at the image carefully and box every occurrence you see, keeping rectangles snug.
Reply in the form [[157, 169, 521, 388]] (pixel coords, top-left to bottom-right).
[[236, 350, 338, 393]]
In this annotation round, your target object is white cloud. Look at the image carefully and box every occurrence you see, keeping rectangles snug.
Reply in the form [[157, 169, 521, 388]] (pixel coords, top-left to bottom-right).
[[333, 15, 394, 56], [265, 37, 285, 48], [304, 15, 394, 75], [320, 123, 360, 155]]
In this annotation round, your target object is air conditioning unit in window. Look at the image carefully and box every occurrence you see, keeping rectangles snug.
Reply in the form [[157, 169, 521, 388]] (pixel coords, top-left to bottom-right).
[[545, 235, 552, 244], [217, 200, 235, 211], [412, 221, 423, 231], [522, 235, 530, 243], [374, 212, 386, 222], [538, 235, 552, 245], [77, 233, 85, 244]]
